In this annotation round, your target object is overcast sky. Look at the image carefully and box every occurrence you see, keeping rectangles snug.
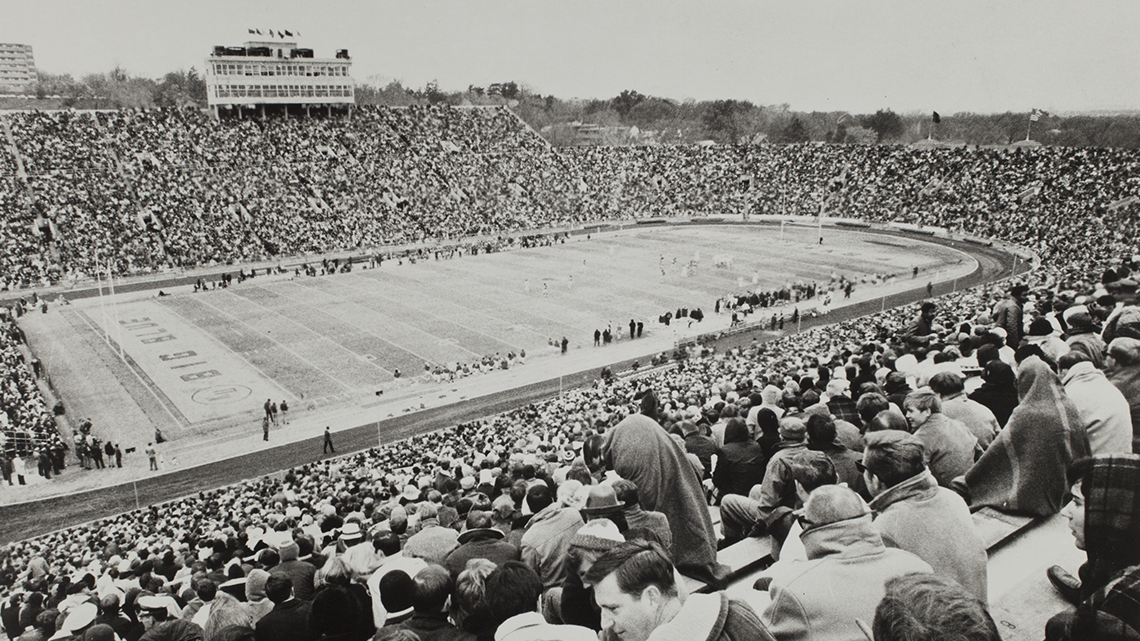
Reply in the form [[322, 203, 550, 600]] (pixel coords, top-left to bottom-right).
[[2, 0, 1138, 114]]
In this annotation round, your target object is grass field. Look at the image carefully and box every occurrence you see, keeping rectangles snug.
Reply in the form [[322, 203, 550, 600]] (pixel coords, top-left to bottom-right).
[[10, 222, 973, 503]]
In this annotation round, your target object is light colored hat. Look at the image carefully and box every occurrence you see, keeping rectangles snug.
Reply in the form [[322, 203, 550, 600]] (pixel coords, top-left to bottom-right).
[[569, 519, 625, 552], [62, 602, 98, 632], [340, 522, 364, 544]]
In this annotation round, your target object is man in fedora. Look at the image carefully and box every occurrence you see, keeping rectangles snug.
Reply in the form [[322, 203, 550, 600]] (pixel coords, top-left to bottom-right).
[[580, 484, 627, 528]]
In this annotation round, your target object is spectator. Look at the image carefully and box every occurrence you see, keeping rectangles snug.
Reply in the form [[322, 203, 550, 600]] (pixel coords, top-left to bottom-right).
[[805, 413, 869, 500], [365, 532, 427, 628], [586, 540, 773, 641], [718, 416, 807, 546], [902, 390, 978, 488], [992, 284, 1028, 348], [1046, 455, 1140, 640], [448, 559, 496, 640], [1106, 337, 1140, 453], [558, 519, 625, 631], [483, 561, 595, 641], [712, 418, 766, 499], [872, 573, 1000, 641], [968, 360, 1019, 428], [393, 565, 473, 641], [863, 430, 988, 601], [927, 372, 999, 450], [1058, 352, 1133, 455], [961, 356, 1091, 516], [760, 485, 932, 641], [442, 511, 520, 579], [611, 479, 672, 552], [518, 483, 583, 593], [254, 576, 310, 641], [602, 414, 725, 585], [308, 585, 367, 641]]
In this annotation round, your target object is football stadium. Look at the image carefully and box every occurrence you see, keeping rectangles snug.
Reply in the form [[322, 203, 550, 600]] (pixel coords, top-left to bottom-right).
[[1, 9, 1138, 641]]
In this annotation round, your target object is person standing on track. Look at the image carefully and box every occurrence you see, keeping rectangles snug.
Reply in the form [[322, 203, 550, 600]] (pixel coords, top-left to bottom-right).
[[323, 427, 335, 455], [146, 443, 158, 471], [263, 416, 270, 442]]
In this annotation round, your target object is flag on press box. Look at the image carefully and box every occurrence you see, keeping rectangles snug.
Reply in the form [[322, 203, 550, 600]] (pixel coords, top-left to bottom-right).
[[932, 111, 941, 124]]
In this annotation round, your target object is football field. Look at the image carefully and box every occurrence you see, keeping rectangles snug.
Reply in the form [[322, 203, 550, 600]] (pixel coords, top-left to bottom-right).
[[14, 222, 974, 497]]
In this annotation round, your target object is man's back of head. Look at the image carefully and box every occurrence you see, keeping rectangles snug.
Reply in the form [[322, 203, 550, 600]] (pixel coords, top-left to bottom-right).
[[863, 431, 926, 491], [484, 561, 542, 627], [412, 565, 453, 614], [805, 414, 838, 448], [927, 372, 965, 397], [583, 539, 677, 600], [789, 451, 838, 495], [525, 484, 553, 514], [873, 572, 999, 641], [804, 485, 866, 528], [373, 531, 401, 558], [465, 510, 493, 532], [264, 575, 293, 605]]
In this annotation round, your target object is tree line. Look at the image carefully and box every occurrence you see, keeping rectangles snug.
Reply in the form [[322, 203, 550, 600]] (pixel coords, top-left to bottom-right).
[[5, 67, 1140, 148]]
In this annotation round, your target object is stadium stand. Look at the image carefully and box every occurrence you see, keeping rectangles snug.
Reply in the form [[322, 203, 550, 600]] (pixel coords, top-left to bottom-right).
[[1, 104, 1140, 639]]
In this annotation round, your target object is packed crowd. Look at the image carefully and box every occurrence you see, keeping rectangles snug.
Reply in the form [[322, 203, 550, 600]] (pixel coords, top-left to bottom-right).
[[0, 311, 66, 477], [2, 107, 1139, 286], [2, 108, 1140, 639], [3, 249, 1140, 638]]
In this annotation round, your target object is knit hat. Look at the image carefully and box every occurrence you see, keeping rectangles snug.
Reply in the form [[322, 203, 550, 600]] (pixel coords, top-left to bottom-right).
[[246, 569, 270, 601], [569, 519, 625, 552], [278, 540, 300, 562]]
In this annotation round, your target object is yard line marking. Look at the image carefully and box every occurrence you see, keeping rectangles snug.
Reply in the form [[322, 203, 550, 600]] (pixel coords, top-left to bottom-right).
[[265, 279, 474, 365], [156, 298, 304, 401], [71, 308, 186, 428], [185, 293, 360, 393], [327, 274, 534, 353]]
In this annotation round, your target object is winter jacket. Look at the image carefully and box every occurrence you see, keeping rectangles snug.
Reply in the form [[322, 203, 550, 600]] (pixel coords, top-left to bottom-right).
[[519, 503, 584, 592], [1107, 364, 1140, 453], [911, 413, 978, 487], [939, 391, 1000, 450], [869, 469, 988, 601], [646, 592, 774, 641], [1063, 362, 1133, 455], [762, 514, 932, 641]]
